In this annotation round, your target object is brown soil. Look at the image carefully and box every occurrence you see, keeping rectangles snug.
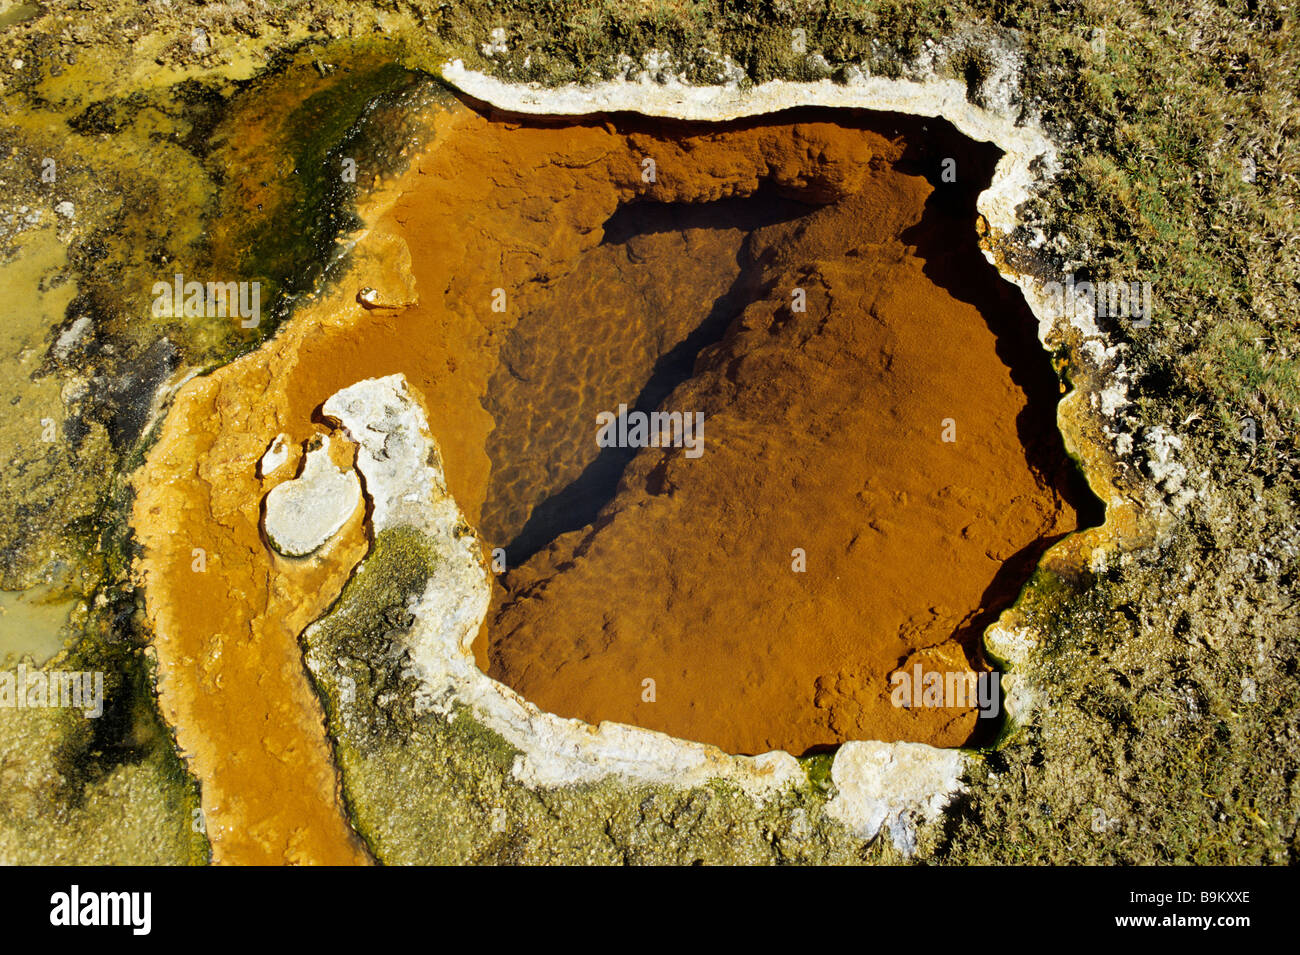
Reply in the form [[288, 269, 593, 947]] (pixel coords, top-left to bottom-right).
[[131, 96, 1093, 862]]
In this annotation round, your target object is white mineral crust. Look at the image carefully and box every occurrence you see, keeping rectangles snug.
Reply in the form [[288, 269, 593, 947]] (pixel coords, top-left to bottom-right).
[[262, 435, 361, 557]]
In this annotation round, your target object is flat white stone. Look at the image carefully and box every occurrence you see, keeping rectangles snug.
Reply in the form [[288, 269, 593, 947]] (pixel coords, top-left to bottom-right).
[[263, 436, 361, 557], [826, 741, 967, 854], [53, 315, 91, 360]]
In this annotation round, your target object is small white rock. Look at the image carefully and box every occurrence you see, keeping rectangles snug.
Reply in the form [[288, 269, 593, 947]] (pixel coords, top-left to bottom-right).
[[262, 436, 361, 557], [55, 200, 74, 220], [825, 741, 966, 855], [53, 315, 91, 361], [258, 433, 291, 478]]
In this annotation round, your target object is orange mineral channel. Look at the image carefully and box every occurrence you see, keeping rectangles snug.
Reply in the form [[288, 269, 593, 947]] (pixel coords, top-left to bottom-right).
[[132, 96, 1095, 864]]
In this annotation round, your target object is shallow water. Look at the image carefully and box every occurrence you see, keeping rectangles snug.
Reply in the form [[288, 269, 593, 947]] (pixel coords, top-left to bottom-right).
[[481, 189, 812, 561], [0, 583, 77, 665], [477, 110, 1100, 754]]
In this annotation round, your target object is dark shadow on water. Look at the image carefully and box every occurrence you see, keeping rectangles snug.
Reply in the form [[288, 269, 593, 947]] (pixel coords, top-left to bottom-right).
[[500, 188, 814, 566], [883, 114, 1105, 748], [893, 132, 1105, 539]]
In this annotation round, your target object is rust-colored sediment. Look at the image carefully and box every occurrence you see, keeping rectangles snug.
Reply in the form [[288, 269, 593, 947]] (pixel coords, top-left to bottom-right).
[[132, 98, 1090, 862], [481, 116, 1089, 756]]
